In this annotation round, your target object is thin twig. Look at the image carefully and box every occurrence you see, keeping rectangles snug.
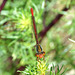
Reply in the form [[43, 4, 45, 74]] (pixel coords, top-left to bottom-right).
[[39, 7, 69, 39], [0, 0, 7, 12]]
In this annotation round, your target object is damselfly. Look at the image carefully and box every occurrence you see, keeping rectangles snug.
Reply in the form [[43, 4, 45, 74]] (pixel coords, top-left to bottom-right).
[[31, 8, 45, 60]]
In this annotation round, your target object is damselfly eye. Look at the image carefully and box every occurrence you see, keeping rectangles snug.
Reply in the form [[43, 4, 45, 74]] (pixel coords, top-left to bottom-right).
[[35, 54, 39, 57]]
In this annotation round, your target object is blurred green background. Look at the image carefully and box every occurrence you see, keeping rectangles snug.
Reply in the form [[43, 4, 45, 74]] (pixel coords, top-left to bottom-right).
[[0, 0, 75, 75]]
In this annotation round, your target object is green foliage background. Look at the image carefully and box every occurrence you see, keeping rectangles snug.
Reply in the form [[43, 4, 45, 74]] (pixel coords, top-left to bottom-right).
[[0, 0, 75, 75]]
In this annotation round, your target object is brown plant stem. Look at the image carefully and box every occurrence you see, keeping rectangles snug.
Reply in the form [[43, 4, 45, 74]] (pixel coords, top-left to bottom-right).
[[0, 0, 7, 12], [39, 7, 69, 39], [14, 66, 25, 75]]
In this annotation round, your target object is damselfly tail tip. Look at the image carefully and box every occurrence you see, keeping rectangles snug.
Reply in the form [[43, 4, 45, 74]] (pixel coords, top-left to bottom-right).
[[31, 8, 33, 16]]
